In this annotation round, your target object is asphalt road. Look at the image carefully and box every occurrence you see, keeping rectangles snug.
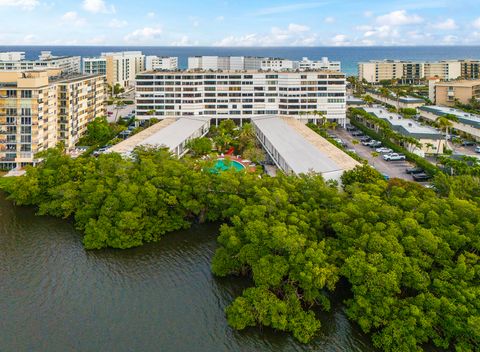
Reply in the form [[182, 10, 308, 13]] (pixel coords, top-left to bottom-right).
[[334, 128, 421, 181], [107, 104, 135, 123]]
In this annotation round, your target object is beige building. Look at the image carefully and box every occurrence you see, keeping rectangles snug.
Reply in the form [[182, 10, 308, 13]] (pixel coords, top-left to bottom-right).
[[103, 51, 145, 89], [0, 69, 106, 169], [359, 60, 477, 83], [431, 80, 480, 106]]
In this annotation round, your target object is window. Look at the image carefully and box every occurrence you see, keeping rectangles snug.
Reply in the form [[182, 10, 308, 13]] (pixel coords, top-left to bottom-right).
[[21, 90, 33, 98]]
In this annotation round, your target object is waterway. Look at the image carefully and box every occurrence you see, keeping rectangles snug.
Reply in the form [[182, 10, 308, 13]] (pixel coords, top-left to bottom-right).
[[0, 193, 375, 352]]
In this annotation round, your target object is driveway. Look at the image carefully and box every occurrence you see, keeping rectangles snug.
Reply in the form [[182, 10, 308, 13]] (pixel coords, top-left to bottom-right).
[[106, 103, 135, 123]]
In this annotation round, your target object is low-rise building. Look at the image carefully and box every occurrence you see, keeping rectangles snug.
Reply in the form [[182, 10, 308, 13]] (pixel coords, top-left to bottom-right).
[[418, 105, 480, 141], [361, 107, 445, 155], [0, 51, 81, 75], [0, 69, 106, 169], [430, 79, 480, 106], [366, 90, 426, 108], [82, 57, 107, 76], [260, 58, 299, 71], [145, 56, 178, 71], [252, 116, 359, 181], [135, 70, 347, 126]]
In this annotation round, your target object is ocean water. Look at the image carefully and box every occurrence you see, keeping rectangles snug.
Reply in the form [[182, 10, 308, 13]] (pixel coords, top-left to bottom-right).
[[1, 45, 480, 75]]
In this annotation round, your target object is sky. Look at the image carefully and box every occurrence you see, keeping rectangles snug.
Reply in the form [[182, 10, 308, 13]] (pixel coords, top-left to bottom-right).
[[1, 0, 480, 46]]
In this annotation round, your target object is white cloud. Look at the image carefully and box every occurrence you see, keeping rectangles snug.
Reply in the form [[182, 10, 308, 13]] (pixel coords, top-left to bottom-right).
[[364, 11, 373, 18], [214, 23, 317, 47], [23, 34, 36, 43], [124, 27, 162, 42], [0, 0, 39, 10], [330, 34, 350, 46], [108, 18, 128, 28], [376, 10, 423, 26], [254, 1, 328, 15], [171, 35, 199, 46], [88, 35, 107, 44], [82, 0, 115, 14], [432, 18, 457, 30], [61, 11, 86, 27], [473, 17, 480, 29], [442, 34, 458, 44], [147, 12, 155, 18], [324, 16, 335, 24], [216, 15, 225, 22]]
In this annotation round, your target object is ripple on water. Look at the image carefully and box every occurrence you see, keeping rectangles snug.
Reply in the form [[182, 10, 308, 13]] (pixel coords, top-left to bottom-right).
[[0, 195, 376, 352]]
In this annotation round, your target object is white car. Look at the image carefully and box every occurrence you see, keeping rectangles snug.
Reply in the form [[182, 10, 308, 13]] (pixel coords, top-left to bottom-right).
[[376, 147, 393, 154], [383, 153, 406, 161], [475, 146, 480, 153]]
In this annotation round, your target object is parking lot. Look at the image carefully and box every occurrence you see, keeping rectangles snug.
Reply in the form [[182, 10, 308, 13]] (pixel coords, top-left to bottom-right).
[[106, 103, 135, 123], [334, 128, 428, 182]]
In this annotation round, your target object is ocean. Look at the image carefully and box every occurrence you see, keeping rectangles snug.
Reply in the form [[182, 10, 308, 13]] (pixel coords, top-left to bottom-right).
[[1, 45, 480, 76]]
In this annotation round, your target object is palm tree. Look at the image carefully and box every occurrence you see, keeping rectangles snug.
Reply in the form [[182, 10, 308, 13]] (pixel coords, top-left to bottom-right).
[[363, 95, 375, 106], [114, 99, 126, 123], [436, 116, 454, 153]]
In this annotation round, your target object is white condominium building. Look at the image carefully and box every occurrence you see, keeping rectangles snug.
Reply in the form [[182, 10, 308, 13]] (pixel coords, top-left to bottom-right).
[[188, 56, 341, 72], [135, 70, 347, 125], [82, 57, 107, 76], [299, 57, 341, 71], [359, 59, 478, 83], [0, 51, 81, 75], [83, 51, 145, 88], [260, 58, 299, 71], [145, 56, 178, 71]]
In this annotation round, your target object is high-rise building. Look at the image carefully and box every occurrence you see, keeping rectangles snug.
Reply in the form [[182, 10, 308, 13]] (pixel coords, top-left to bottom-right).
[[0, 51, 81, 75], [83, 51, 145, 89], [0, 69, 106, 169], [145, 56, 178, 71], [82, 57, 107, 76], [135, 70, 347, 125], [358, 59, 479, 83], [299, 57, 341, 71]]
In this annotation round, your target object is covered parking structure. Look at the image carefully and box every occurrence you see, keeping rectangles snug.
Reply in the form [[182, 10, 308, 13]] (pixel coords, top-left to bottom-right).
[[108, 117, 210, 157], [252, 116, 360, 182]]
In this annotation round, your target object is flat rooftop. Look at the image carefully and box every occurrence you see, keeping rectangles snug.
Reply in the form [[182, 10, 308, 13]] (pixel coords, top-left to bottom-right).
[[108, 117, 209, 155], [138, 70, 345, 75], [363, 107, 442, 139], [435, 80, 480, 87], [419, 106, 480, 129], [252, 116, 359, 178]]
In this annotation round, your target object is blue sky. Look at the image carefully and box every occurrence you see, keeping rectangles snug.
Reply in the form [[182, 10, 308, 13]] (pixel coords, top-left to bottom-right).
[[1, 0, 480, 46]]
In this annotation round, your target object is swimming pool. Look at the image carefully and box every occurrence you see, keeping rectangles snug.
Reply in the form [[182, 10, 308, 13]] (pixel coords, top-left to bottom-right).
[[214, 159, 246, 172]]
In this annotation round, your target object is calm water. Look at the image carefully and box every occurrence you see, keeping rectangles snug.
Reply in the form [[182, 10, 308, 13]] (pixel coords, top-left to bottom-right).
[[1, 45, 480, 75], [0, 193, 376, 352]]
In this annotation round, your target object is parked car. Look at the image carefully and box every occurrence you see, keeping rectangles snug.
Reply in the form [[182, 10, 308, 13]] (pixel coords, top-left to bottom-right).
[[369, 141, 382, 148], [346, 125, 356, 131], [376, 147, 393, 154], [382, 173, 390, 181], [412, 173, 432, 182], [375, 147, 393, 154], [406, 167, 424, 174], [462, 140, 476, 146], [383, 153, 406, 161], [360, 136, 371, 142], [475, 146, 480, 153], [351, 130, 363, 136]]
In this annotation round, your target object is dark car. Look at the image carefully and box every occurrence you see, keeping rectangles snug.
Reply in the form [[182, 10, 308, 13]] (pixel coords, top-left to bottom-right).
[[369, 141, 382, 148], [351, 130, 363, 136], [462, 140, 476, 146], [359, 136, 371, 142], [346, 125, 356, 131], [412, 173, 432, 182], [406, 167, 424, 174]]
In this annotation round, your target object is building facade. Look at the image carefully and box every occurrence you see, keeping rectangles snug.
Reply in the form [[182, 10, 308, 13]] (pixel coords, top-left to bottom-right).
[[359, 60, 477, 83], [431, 80, 480, 106], [83, 57, 107, 76], [299, 57, 341, 71], [0, 70, 106, 169], [145, 56, 178, 71], [100, 51, 145, 89], [0, 51, 81, 75], [135, 70, 347, 125]]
